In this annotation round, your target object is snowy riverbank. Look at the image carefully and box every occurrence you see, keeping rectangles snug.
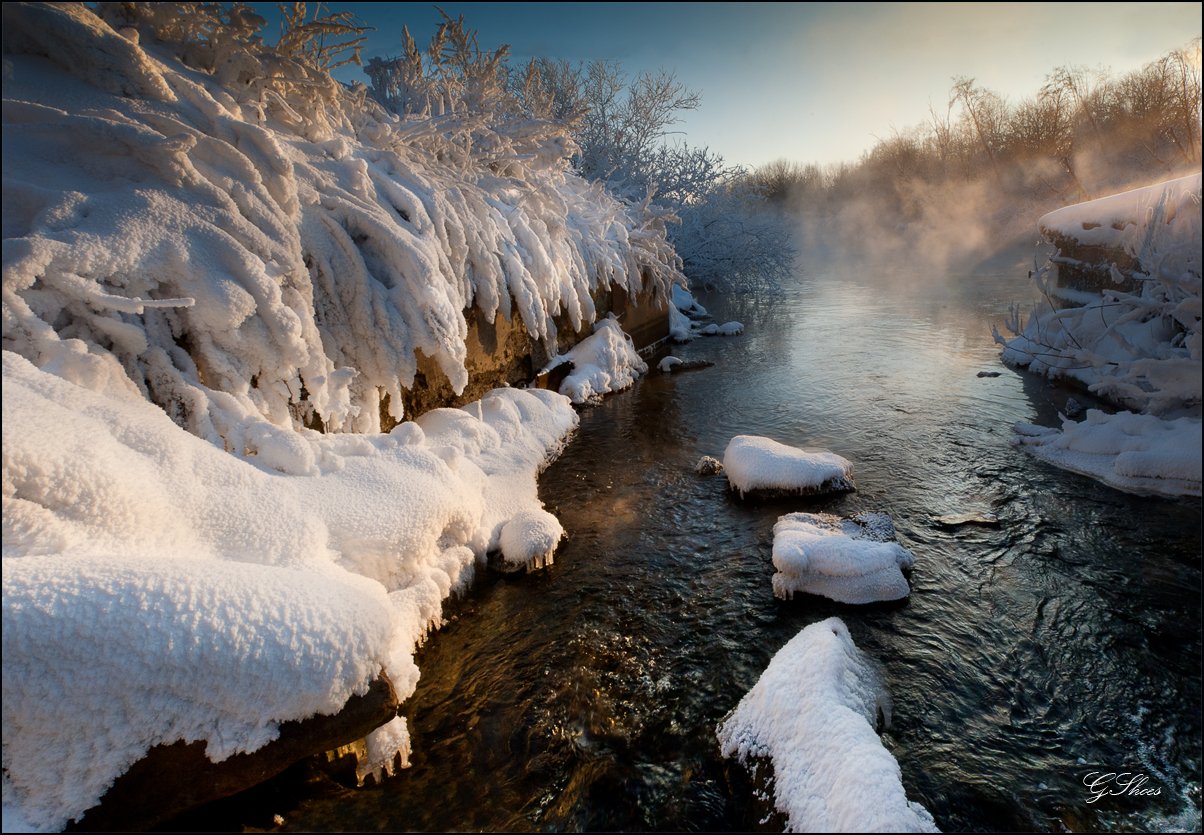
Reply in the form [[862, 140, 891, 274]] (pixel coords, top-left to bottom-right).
[[2, 3, 683, 829], [996, 174, 1202, 497]]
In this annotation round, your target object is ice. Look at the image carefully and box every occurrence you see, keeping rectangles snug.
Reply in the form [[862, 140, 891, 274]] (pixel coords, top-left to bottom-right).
[[717, 617, 939, 833], [771, 512, 916, 604], [658, 356, 682, 372], [546, 316, 648, 404], [1013, 410, 1202, 498], [723, 435, 856, 498]]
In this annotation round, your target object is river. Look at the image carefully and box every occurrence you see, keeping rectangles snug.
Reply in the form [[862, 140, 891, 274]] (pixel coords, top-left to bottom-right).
[[171, 265, 1202, 832]]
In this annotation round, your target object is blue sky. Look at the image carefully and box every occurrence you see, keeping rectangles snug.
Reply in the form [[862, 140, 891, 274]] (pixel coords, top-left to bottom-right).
[[256, 2, 1202, 170]]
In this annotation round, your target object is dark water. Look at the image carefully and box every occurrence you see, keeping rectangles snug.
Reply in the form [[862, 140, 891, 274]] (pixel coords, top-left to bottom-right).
[[183, 268, 1201, 832]]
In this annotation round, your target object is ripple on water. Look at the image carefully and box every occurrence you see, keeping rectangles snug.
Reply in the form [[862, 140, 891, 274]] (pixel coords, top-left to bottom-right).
[[174, 271, 1200, 833]]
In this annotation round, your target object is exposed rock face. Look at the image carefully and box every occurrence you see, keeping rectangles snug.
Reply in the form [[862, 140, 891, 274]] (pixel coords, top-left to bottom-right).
[[1042, 229, 1141, 296], [71, 674, 400, 832]]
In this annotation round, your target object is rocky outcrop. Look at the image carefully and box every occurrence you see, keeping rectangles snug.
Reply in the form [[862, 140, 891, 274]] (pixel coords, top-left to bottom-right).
[[71, 674, 400, 832]]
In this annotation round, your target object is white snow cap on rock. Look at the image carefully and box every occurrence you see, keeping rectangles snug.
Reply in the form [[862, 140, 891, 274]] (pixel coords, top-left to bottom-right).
[[547, 316, 648, 404], [1013, 410, 1201, 498], [723, 435, 855, 498], [671, 284, 709, 318], [772, 512, 916, 604], [717, 617, 939, 833], [499, 508, 564, 572]]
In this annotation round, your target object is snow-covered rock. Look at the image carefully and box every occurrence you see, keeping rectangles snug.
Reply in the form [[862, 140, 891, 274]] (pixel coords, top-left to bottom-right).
[[1013, 410, 1202, 498], [717, 617, 938, 833], [722, 435, 856, 498], [498, 508, 564, 572], [546, 316, 648, 403], [771, 512, 916, 604]]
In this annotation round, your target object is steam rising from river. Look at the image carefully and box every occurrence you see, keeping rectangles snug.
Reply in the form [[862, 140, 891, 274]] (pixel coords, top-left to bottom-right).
[[788, 151, 1199, 286]]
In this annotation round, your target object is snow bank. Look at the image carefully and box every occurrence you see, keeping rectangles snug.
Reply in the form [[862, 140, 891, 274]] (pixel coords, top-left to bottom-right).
[[772, 512, 916, 604], [2, 352, 577, 830], [723, 435, 856, 498], [0, 6, 685, 826], [1039, 173, 1202, 251], [546, 316, 648, 403], [996, 174, 1201, 495], [1, 2, 682, 444], [717, 617, 938, 833], [1013, 409, 1202, 498]]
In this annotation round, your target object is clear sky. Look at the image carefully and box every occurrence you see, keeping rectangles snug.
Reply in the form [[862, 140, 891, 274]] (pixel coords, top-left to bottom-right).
[[265, 2, 1202, 171]]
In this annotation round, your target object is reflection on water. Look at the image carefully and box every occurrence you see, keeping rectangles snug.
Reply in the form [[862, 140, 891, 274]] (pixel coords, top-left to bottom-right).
[[177, 269, 1201, 833]]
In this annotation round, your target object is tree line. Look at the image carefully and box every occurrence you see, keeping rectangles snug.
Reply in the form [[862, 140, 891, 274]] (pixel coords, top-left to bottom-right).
[[747, 40, 1201, 216]]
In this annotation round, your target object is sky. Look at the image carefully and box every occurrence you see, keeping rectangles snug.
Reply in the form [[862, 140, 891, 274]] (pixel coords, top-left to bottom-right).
[[258, 2, 1202, 171]]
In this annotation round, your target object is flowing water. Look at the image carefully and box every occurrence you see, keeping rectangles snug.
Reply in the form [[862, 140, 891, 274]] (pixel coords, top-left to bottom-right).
[[177, 266, 1201, 832]]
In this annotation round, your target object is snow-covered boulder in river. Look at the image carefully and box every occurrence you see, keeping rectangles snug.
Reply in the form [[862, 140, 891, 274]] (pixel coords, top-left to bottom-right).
[[717, 617, 938, 832], [771, 512, 916, 604], [722, 435, 855, 498]]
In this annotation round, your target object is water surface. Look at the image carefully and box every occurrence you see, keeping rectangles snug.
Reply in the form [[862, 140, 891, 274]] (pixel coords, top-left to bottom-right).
[[176, 266, 1201, 832]]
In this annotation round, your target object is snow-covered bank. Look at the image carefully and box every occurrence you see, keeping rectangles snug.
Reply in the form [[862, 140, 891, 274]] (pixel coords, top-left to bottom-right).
[[2, 2, 682, 440], [717, 618, 938, 833], [1, 3, 689, 828], [1014, 410, 1202, 498], [2, 351, 577, 830], [996, 174, 1202, 496]]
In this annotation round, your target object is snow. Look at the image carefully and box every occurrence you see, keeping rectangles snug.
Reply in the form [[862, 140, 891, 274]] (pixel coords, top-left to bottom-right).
[[658, 356, 682, 372], [698, 321, 744, 336], [771, 512, 916, 604], [498, 508, 564, 572], [723, 435, 856, 498], [668, 302, 698, 342], [1013, 410, 1202, 498], [1, 349, 577, 831], [672, 283, 708, 318], [997, 174, 1201, 495], [1039, 173, 1202, 250], [0, 5, 689, 826], [544, 316, 648, 403], [717, 617, 939, 833]]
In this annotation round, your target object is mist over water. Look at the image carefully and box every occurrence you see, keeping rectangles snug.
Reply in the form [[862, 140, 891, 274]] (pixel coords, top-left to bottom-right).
[[175, 259, 1201, 833]]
